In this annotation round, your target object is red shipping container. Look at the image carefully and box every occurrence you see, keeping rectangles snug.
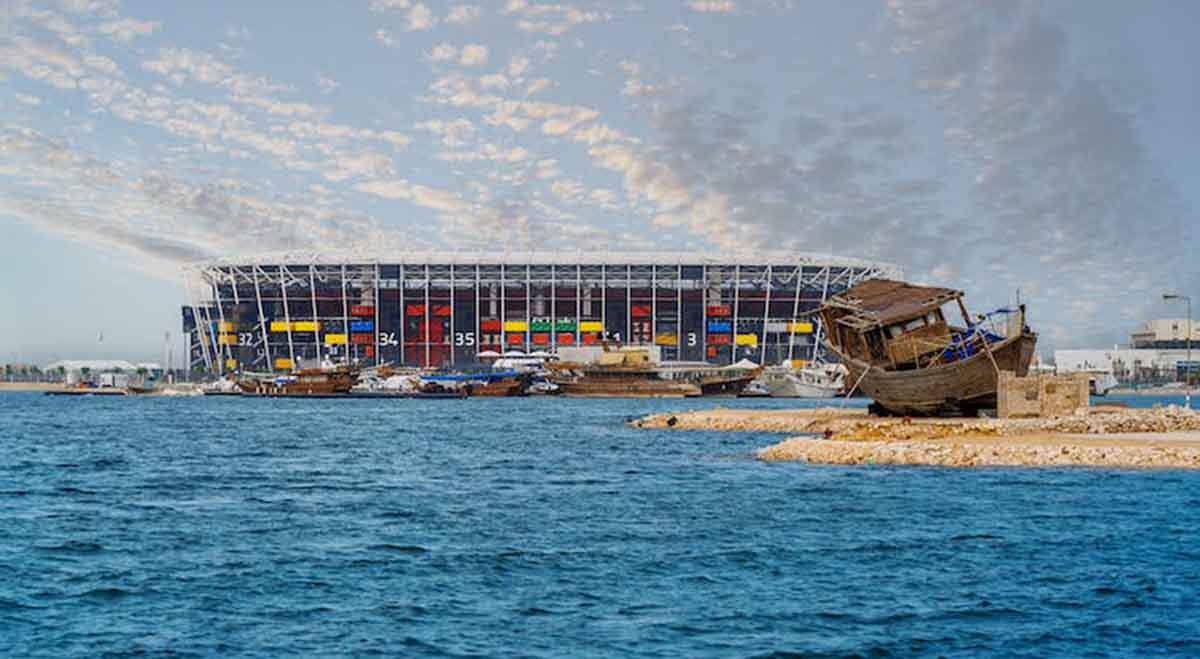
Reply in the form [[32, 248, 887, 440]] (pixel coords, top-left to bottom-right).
[[351, 305, 374, 316], [708, 334, 730, 345], [532, 333, 550, 345], [406, 304, 425, 316], [631, 303, 652, 317], [707, 346, 717, 358], [431, 304, 451, 317], [707, 304, 731, 316], [366, 345, 375, 357], [507, 333, 525, 345], [582, 333, 599, 345], [351, 333, 374, 345], [480, 319, 502, 331], [557, 332, 575, 345]]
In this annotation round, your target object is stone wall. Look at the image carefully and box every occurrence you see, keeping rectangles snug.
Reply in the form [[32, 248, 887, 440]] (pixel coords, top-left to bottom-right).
[[998, 371, 1089, 418]]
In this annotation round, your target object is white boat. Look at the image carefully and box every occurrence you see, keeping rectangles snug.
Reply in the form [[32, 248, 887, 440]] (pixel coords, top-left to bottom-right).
[[1085, 370, 1119, 396], [755, 363, 845, 398]]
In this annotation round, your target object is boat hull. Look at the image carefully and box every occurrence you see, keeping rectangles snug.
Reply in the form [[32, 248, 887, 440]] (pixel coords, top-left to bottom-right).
[[553, 380, 702, 397], [832, 332, 1038, 416]]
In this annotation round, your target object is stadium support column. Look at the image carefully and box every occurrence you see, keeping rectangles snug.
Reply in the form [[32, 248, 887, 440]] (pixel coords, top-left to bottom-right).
[[815, 266, 832, 362], [423, 263, 431, 368], [676, 264, 683, 355], [731, 265, 741, 365], [787, 265, 804, 364], [341, 264, 351, 367], [474, 264, 481, 360], [625, 264, 631, 344], [449, 263, 455, 366], [184, 273, 213, 374], [701, 264, 708, 362], [374, 263, 381, 367], [280, 266, 296, 369], [601, 264, 606, 337], [212, 276, 228, 376], [252, 265, 273, 372], [500, 264, 506, 355], [525, 263, 531, 348], [651, 266, 657, 349], [760, 265, 771, 365], [308, 266, 320, 360], [575, 264, 581, 346], [550, 265, 556, 353]]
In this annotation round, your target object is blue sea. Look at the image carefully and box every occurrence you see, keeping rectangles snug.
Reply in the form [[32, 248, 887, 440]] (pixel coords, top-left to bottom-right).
[[3, 391, 1199, 657]]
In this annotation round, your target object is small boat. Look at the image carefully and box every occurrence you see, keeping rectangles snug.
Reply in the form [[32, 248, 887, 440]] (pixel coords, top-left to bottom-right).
[[737, 381, 771, 398], [237, 365, 359, 396], [201, 378, 243, 396], [819, 278, 1038, 416], [547, 346, 702, 397], [421, 369, 532, 397], [755, 363, 845, 398]]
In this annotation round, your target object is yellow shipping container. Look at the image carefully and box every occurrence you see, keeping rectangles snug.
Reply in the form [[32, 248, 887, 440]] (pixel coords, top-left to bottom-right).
[[225, 358, 238, 370], [655, 333, 678, 346], [579, 321, 603, 332], [270, 320, 290, 332], [790, 359, 807, 368], [503, 320, 529, 332], [735, 333, 759, 346], [275, 358, 294, 370], [324, 333, 347, 345], [293, 321, 320, 332], [788, 321, 813, 334], [218, 320, 237, 332], [218, 333, 238, 346]]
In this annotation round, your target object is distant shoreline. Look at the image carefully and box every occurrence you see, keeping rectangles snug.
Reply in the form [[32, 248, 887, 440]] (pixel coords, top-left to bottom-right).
[[0, 382, 65, 392], [1109, 387, 1198, 396]]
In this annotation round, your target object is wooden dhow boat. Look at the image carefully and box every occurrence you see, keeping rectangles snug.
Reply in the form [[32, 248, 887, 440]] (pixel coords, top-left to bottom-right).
[[237, 365, 360, 396], [546, 346, 702, 397], [818, 279, 1037, 416]]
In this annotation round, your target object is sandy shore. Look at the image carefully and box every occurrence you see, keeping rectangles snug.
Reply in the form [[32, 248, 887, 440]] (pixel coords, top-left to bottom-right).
[[0, 382, 66, 392], [632, 406, 1200, 469]]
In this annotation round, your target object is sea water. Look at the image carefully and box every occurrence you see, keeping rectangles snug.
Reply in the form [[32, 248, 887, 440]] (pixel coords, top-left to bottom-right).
[[2, 392, 1199, 656]]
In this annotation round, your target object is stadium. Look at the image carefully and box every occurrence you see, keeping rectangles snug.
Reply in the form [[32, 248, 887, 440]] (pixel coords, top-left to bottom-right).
[[182, 251, 901, 373]]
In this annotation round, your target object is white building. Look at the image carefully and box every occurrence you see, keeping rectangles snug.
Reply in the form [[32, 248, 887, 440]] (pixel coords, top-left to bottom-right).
[[1130, 319, 1200, 349], [1055, 348, 1192, 383]]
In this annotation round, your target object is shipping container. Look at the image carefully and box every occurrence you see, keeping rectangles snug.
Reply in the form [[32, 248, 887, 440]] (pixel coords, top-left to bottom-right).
[[557, 332, 575, 345], [765, 321, 789, 333], [269, 320, 290, 332], [351, 332, 374, 345], [631, 304, 652, 317], [506, 333, 525, 345], [274, 357, 294, 370], [708, 334, 731, 345], [350, 305, 374, 316], [406, 304, 425, 316], [218, 333, 238, 345], [707, 320, 732, 333], [579, 320, 603, 332], [531, 318, 553, 331], [655, 333, 678, 345], [707, 304, 731, 316], [324, 333, 348, 345], [555, 319, 576, 331], [480, 319, 502, 332], [431, 304, 451, 317], [735, 333, 759, 346], [504, 320, 528, 332], [225, 358, 238, 370], [350, 320, 374, 332], [582, 333, 600, 345], [218, 320, 237, 332], [532, 333, 550, 345], [293, 321, 320, 332]]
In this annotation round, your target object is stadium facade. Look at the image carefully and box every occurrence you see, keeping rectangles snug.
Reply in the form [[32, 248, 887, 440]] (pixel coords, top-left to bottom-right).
[[182, 251, 901, 373]]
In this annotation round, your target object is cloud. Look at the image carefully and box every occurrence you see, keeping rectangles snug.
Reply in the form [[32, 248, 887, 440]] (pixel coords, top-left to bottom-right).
[[316, 75, 340, 94], [446, 5, 482, 24], [355, 179, 467, 212], [373, 29, 399, 47], [97, 18, 160, 42], [687, 0, 736, 13], [369, 0, 410, 10], [15, 93, 43, 106], [459, 44, 488, 67], [427, 43, 457, 62], [406, 3, 437, 31]]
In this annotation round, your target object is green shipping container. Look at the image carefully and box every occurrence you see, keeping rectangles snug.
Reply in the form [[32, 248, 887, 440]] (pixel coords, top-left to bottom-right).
[[531, 320, 553, 331], [555, 319, 576, 331]]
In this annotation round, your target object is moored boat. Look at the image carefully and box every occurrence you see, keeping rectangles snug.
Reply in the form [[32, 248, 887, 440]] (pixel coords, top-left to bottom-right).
[[819, 279, 1037, 416], [237, 365, 359, 396], [755, 363, 845, 398], [547, 346, 702, 397]]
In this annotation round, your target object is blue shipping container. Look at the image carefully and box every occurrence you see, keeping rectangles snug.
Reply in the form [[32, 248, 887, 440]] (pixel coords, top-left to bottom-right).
[[707, 321, 732, 333], [350, 320, 374, 332]]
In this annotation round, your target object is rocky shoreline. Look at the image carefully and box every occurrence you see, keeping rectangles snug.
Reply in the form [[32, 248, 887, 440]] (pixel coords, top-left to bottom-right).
[[632, 406, 1200, 469]]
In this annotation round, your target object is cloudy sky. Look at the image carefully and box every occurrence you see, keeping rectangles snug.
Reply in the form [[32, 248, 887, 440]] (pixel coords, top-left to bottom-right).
[[2, 0, 1198, 364]]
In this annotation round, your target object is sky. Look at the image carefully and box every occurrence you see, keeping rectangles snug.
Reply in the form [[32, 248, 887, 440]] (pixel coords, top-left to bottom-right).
[[2, 0, 1198, 365]]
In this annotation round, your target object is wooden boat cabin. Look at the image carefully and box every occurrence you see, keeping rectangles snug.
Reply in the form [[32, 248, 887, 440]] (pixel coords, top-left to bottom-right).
[[820, 280, 981, 371]]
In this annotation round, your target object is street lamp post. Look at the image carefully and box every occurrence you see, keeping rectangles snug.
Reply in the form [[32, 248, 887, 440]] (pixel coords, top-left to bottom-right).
[[1163, 293, 1192, 409]]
